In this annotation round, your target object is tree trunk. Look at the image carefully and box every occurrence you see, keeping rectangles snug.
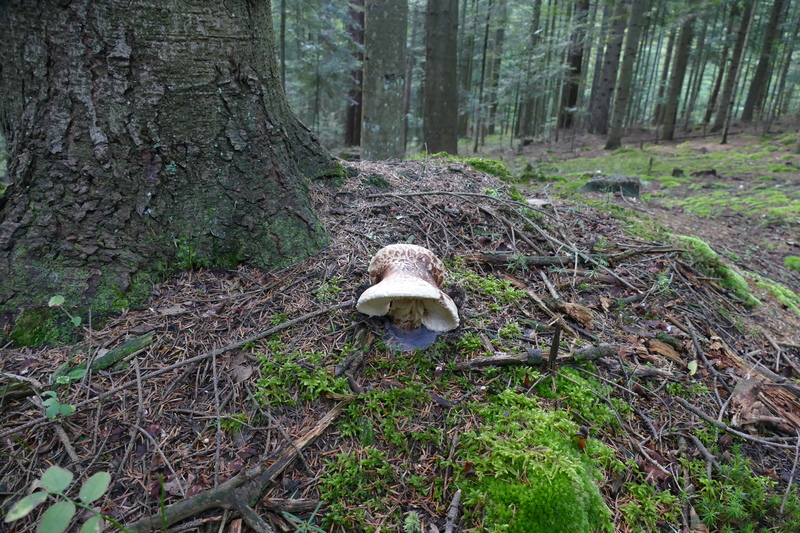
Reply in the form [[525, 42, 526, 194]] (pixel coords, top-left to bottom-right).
[[652, 29, 675, 126], [589, 0, 628, 135], [518, 0, 543, 138], [740, 0, 785, 122], [661, 7, 696, 141], [362, 0, 408, 159], [472, 0, 493, 153], [0, 0, 335, 315], [704, 2, 736, 124], [605, 0, 645, 150], [423, 0, 460, 154], [345, 0, 365, 147], [711, 0, 754, 132], [558, 0, 590, 130], [486, 0, 507, 136]]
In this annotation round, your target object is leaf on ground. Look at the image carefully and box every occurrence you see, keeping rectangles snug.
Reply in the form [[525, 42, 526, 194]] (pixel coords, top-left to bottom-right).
[[36, 501, 75, 533], [40, 466, 73, 493], [78, 472, 111, 504], [4, 491, 48, 522]]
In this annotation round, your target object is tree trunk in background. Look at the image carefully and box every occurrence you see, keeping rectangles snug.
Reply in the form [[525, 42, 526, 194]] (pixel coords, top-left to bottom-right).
[[704, 3, 736, 124], [472, 0, 493, 153], [605, 0, 645, 150], [405, 5, 422, 151], [740, 0, 785, 122], [681, 8, 710, 131], [345, 0, 365, 147], [589, 0, 628, 134], [661, 7, 695, 141], [362, 0, 408, 159], [518, 0, 543, 138], [423, 0, 459, 154], [711, 0, 754, 132], [486, 0, 507, 136], [0, 0, 334, 314], [559, 0, 590, 130], [652, 29, 675, 126], [458, 0, 476, 137]]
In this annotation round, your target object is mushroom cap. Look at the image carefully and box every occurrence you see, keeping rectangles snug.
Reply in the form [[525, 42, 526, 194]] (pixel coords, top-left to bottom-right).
[[356, 244, 459, 332]]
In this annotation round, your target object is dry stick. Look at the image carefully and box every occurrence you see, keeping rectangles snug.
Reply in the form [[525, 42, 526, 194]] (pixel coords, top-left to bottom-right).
[[116, 359, 145, 481], [131, 424, 187, 497], [780, 431, 800, 518], [444, 489, 462, 533], [686, 320, 733, 394], [673, 397, 797, 450], [125, 398, 353, 533], [0, 299, 356, 441]]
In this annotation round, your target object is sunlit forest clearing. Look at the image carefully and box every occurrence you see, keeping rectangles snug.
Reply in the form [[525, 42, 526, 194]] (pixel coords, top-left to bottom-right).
[[2, 1, 800, 533]]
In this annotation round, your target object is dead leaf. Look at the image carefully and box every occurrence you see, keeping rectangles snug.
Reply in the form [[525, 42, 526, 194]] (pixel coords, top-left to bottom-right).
[[158, 304, 188, 316]]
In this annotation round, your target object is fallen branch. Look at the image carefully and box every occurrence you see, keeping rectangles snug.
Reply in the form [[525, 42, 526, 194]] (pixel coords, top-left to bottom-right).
[[453, 344, 616, 371], [126, 398, 353, 532]]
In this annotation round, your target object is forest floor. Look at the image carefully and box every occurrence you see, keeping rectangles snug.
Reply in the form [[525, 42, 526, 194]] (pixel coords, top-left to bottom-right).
[[3, 125, 800, 533]]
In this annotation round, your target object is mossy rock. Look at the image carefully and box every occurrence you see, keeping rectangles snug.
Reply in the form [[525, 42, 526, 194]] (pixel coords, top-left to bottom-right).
[[460, 390, 613, 533]]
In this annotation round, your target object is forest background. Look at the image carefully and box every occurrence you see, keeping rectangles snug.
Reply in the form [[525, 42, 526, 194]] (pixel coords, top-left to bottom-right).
[[277, 0, 800, 158]]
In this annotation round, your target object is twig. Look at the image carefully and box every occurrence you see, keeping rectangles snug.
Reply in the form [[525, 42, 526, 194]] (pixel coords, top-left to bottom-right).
[[780, 431, 800, 518], [673, 397, 797, 450], [444, 489, 461, 533]]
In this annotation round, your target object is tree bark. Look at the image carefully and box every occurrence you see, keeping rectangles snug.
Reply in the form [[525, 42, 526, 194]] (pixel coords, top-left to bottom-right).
[[704, 2, 736, 124], [740, 0, 786, 122], [0, 0, 334, 315], [605, 0, 645, 150], [652, 29, 675, 126], [711, 0, 754, 132], [589, 0, 628, 135], [362, 0, 408, 159], [558, 0, 591, 130], [345, 0, 365, 147], [661, 6, 696, 141], [423, 0, 460, 154]]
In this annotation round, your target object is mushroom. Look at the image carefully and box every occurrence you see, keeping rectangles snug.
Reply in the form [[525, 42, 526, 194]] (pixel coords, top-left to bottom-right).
[[357, 244, 459, 350]]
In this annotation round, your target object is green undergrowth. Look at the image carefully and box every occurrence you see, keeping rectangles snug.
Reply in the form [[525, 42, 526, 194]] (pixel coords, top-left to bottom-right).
[[253, 339, 350, 407], [677, 235, 761, 308], [516, 134, 800, 221], [785, 256, 800, 273], [457, 388, 615, 533], [686, 438, 800, 532]]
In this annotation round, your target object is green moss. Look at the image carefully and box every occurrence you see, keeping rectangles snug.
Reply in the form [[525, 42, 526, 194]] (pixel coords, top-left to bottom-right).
[[9, 307, 82, 347], [678, 236, 761, 308], [459, 390, 614, 533], [463, 157, 512, 181], [785, 256, 800, 272], [751, 273, 800, 318]]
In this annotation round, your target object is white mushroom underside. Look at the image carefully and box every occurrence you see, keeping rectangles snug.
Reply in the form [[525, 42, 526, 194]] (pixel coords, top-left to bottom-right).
[[356, 276, 459, 332]]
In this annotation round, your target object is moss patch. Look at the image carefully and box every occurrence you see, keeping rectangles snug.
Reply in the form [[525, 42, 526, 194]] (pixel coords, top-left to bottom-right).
[[459, 389, 614, 533]]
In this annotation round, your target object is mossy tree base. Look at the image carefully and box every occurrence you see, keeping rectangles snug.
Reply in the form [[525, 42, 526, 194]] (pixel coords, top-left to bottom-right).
[[0, 0, 333, 315]]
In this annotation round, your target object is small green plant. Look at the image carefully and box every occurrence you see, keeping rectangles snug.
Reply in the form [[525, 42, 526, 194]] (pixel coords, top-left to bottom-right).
[[621, 482, 680, 531], [785, 256, 800, 273], [403, 511, 422, 533], [219, 413, 248, 435], [4, 466, 119, 533], [41, 391, 76, 418], [456, 332, 483, 353], [313, 277, 343, 303], [666, 381, 709, 398], [173, 238, 210, 271]]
